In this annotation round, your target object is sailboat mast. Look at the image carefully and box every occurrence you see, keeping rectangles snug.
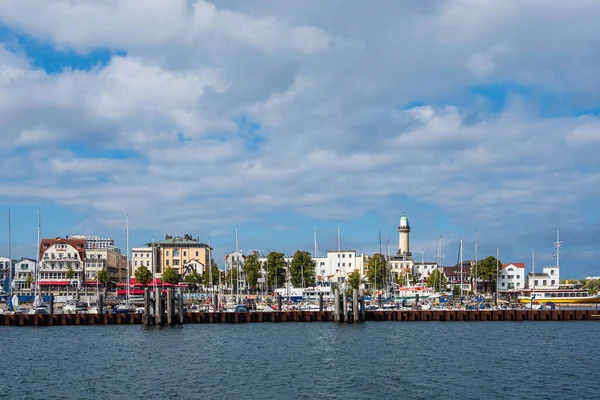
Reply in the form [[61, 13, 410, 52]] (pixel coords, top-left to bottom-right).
[[152, 237, 156, 292], [235, 226, 239, 301], [8, 208, 11, 296], [35, 208, 40, 298], [439, 236, 443, 292], [495, 247, 499, 302], [126, 213, 130, 304], [554, 230, 563, 269], [459, 238, 463, 302], [474, 231, 478, 295], [208, 236, 212, 296]]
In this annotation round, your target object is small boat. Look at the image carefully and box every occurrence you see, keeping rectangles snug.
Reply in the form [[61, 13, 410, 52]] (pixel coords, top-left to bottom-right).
[[62, 299, 87, 314], [113, 301, 135, 313]]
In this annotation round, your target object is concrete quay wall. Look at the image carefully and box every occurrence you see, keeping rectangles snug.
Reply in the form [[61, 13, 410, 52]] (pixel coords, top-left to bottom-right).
[[1, 309, 599, 327]]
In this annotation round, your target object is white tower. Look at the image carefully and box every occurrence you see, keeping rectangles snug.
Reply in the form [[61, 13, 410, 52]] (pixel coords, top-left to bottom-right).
[[398, 213, 411, 256]]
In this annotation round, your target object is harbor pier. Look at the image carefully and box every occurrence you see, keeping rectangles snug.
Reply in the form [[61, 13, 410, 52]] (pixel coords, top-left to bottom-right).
[[1, 309, 599, 327]]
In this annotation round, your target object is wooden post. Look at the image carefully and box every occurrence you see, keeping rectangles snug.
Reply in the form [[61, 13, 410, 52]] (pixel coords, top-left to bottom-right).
[[177, 288, 184, 325], [213, 294, 218, 311], [334, 288, 340, 322], [98, 294, 104, 315], [319, 293, 324, 312], [359, 289, 366, 322], [155, 289, 163, 326], [342, 288, 348, 323], [167, 288, 173, 325], [353, 289, 358, 323], [277, 294, 282, 312], [49, 295, 54, 315], [144, 287, 151, 326]]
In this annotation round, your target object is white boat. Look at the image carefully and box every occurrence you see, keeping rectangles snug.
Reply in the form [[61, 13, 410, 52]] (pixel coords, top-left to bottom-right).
[[62, 299, 87, 314], [113, 301, 135, 313]]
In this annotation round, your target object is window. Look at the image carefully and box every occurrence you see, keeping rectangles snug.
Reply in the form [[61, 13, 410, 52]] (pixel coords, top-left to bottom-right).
[[508, 275, 514, 279], [349, 263, 352, 267], [146, 261, 150, 266], [166, 260, 170, 266], [134, 261, 138, 267], [342, 263, 345, 267], [551, 280, 555, 285], [166, 251, 169, 257], [342, 254, 345, 258], [534, 280, 539, 286], [517, 275, 520, 279], [173, 260, 180, 266], [173, 249, 180, 257], [543, 280, 547, 286], [196, 251, 199, 257], [501, 282, 505, 286]]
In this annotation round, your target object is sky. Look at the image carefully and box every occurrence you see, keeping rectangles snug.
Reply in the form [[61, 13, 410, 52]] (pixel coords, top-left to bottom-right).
[[1, 1, 599, 278]]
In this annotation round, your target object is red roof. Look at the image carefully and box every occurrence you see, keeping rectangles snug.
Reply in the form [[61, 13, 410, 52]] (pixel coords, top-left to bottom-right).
[[39, 281, 70, 285], [502, 263, 525, 269]]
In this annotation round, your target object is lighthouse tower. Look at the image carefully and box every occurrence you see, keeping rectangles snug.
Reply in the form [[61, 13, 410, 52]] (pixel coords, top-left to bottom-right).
[[398, 213, 411, 257]]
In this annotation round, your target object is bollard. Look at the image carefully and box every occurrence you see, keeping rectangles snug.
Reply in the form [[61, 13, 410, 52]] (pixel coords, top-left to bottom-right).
[[177, 288, 184, 325], [334, 288, 340, 322], [353, 289, 358, 323], [167, 288, 173, 325], [144, 287, 151, 326], [319, 293, 324, 312]]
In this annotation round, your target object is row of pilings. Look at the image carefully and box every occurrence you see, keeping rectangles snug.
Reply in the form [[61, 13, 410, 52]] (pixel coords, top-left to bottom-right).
[[2, 309, 599, 326], [333, 288, 366, 323]]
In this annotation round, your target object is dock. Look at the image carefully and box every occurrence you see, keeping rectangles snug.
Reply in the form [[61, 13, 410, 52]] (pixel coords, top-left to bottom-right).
[[1, 309, 599, 327]]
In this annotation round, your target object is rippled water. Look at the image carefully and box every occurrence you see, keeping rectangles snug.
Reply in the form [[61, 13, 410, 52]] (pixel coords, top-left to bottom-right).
[[1, 322, 599, 399]]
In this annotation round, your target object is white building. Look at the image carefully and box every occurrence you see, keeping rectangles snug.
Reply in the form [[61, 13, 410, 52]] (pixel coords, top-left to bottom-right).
[[527, 266, 560, 289], [72, 235, 115, 251], [0, 256, 12, 283], [412, 261, 440, 283], [85, 248, 127, 285], [498, 263, 526, 291], [38, 237, 86, 292], [132, 247, 153, 275], [13, 258, 37, 292]]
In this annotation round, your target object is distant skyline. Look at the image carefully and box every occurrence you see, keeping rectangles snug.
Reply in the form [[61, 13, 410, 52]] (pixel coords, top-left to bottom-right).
[[1, 1, 599, 277]]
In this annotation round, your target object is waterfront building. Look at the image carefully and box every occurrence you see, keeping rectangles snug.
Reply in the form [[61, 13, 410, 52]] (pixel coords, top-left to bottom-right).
[[38, 237, 86, 292], [442, 262, 472, 292], [412, 261, 440, 283], [527, 266, 559, 289], [12, 258, 36, 292], [132, 247, 153, 276], [84, 248, 127, 286], [71, 235, 116, 251], [150, 235, 210, 278], [498, 263, 525, 292], [0, 257, 13, 286]]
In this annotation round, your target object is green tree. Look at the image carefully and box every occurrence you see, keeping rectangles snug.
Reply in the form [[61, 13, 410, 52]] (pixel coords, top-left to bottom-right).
[[426, 269, 447, 289], [397, 272, 417, 287], [266, 251, 287, 289], [25, 273, 33, 286], [473, 256, 502, 292], [584, 279, 600, 295], [243, 251, 262, 291], [162, 267, 181, 284], [135, 265, 153, 285], [366, 253, 389, 290], [348, 270, 362, 290], [184, 270, 203, 288], [66, 267, 75, 280], [97, 268, 110, 287], [290, 250, 316, 288], [226, 266, 239, 287], [203, 262, 221, 286]]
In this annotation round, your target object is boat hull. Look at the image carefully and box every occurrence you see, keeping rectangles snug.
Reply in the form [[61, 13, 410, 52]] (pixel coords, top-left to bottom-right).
[[518, 296, 600, 304]]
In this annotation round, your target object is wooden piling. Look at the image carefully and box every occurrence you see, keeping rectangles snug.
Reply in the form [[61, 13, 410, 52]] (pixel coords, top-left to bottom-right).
[[319, 293, 324, 312], [155, 290, 163, 326], [143, 287, 151, 326], [353, 289, 358, 323], [359, 289, 366, 322], [334, 288, 340, 322], [49, 295, 54, 315], [167, 288, 173, 325], [177, 288, 184, 325]]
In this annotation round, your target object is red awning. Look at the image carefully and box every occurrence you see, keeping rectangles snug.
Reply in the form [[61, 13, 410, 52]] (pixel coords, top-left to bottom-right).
[[39, 281, 70, 285]]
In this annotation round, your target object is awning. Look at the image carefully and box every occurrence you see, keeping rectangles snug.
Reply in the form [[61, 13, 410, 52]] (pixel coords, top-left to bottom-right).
[[39, 281, 70, 285], [83, 281, 101, 285]]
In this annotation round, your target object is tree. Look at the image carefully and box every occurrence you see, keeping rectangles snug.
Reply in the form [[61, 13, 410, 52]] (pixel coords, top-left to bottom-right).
[[135, 265, 153, 285], [473, 256, 502, 293], [66, 267, 75, 280], [25, 273, 33, 286], [184, 270, 203, 288], [243, 251, 262, 291], [290, 250, 316, 288], [226, 266, 239, 288], [426, 269, 447, 289], [162, 267, 181, 284], [366, 253, 389, 290], [266, 251, 287, 289], [97, 269, 110, 287], [584, 279, 600, 295], [398, 272, 417, 287], [348, 270, 362, 290], [203, 262, 221, 287]]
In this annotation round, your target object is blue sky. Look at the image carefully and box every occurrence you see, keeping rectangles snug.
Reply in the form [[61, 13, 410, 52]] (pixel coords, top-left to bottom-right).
[[1, 1, 600, 277]]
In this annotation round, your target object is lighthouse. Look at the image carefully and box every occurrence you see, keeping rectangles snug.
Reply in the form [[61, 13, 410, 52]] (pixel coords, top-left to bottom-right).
[[398, 213, 411, 256]]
